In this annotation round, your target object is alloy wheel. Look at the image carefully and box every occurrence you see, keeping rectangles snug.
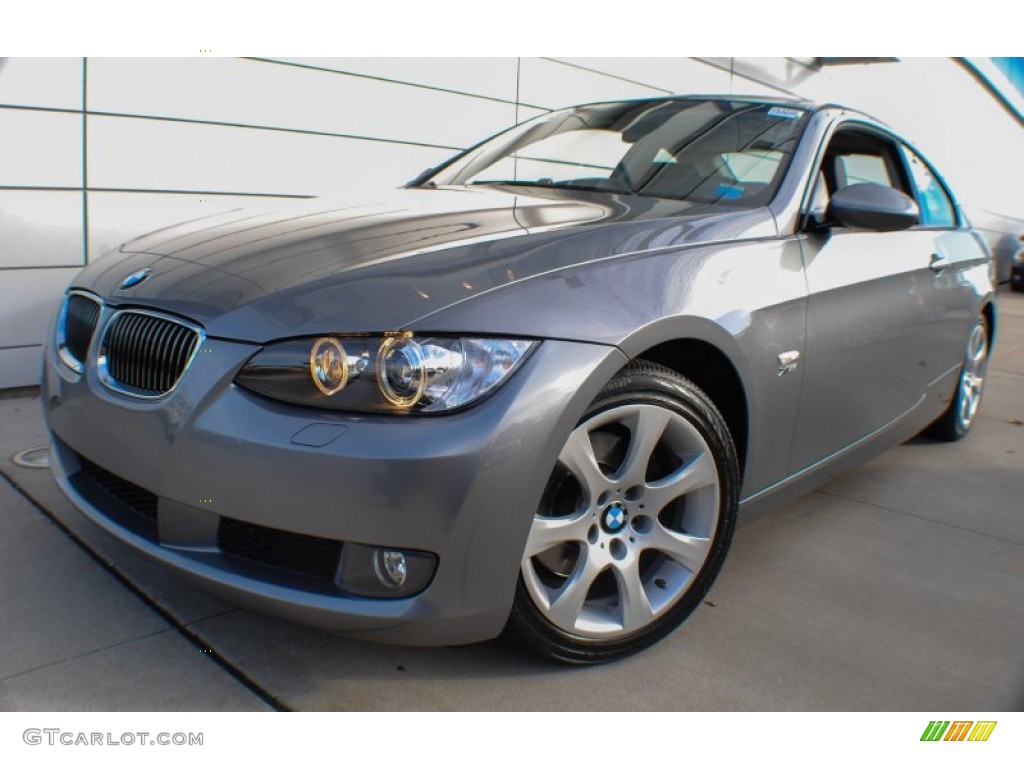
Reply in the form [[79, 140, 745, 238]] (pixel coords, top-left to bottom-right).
[[956, 319, 988, 432], [521, 402, 721, 639]]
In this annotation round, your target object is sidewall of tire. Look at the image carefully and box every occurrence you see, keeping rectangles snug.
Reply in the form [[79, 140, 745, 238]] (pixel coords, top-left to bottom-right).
[[506, 361, 741, 665], [924, 314, 990, 442]]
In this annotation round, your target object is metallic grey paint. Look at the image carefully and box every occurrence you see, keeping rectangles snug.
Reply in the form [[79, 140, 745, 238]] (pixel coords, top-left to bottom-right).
[[42, 98, 995, 646]]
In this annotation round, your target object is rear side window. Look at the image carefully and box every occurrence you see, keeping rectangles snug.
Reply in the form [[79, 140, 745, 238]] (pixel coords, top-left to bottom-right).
[[902, 145, 957, 228]]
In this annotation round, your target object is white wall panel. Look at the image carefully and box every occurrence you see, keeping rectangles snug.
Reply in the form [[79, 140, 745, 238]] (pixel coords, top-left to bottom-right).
[[552, 58, 731, 95], [729, 58, 819, 94], [0, 109, 82, 188], [2, 56, 1022, 390], [548, 58, 794, 99], [0, 346, 46, 389], [0, 57, 81, 110], [724, 77, 794, 98], [796, 58, 1024, 219], [88, 57, 518, 150], [0, 191, 83, 269], [516, 106, 549, 125], [266, 57, 521, 104], [517, 58, 668, 110], [87, 191, 302, 260], [87, 115, 454, 196], [0, 267, 80, 349]]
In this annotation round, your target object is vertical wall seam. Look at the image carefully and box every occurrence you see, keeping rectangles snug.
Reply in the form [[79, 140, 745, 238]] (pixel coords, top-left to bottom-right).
[[514, 57, 521, 125]]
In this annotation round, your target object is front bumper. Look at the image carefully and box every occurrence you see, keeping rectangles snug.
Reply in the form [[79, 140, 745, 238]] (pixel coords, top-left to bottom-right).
[[43, 329, 626, 646]]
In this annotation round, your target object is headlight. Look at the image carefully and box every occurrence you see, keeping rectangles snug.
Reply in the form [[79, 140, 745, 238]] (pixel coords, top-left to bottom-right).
[[236, 334, 537, 414]]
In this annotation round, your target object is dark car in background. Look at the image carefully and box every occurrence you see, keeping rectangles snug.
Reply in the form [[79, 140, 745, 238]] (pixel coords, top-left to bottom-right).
[[1011, 234, 1024, 291], [43, 96, 995, 663]]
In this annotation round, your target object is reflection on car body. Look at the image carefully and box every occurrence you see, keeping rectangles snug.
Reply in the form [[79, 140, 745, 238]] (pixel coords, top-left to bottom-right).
[[43, 96, 995, 663]]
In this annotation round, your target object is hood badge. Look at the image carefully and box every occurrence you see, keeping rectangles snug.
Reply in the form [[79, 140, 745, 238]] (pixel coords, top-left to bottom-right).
[[117, 268, 153, 291]]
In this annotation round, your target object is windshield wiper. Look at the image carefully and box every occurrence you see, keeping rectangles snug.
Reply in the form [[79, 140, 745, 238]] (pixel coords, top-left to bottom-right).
[[469, 180, 550, 187]]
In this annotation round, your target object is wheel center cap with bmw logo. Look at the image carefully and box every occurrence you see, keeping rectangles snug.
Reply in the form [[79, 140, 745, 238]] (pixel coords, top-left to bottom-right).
[[117, 267, 153, 291], [601, 502, 628, 534]]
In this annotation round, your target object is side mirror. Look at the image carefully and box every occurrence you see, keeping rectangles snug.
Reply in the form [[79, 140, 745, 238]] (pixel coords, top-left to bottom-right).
[[826, 183, 920, 232]]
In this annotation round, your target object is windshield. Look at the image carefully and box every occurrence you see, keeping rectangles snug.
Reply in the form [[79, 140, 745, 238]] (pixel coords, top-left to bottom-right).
[[427, 99, 810, 207]]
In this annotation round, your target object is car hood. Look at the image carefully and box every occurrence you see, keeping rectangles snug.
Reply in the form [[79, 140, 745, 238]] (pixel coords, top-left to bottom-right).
[[74, 186, 776, 342]]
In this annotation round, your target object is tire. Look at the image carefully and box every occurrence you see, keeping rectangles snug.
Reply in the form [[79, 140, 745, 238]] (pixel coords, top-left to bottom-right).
[[1011, 266, 1024, 293], [504, 360, 740, 664], [924, 314, 990, 442]]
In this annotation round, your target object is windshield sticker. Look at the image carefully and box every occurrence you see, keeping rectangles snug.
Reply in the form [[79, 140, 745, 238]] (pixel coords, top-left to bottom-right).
[[716, 184, 744, 199], [652, 148, 677, 164], [767, 106, 802, 120]]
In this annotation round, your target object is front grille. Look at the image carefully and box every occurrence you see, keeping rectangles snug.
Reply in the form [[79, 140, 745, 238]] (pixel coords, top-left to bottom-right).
[[68, 455, 159, 541], [218, 517, 343, 582], [100, 311, 201, 397], [64, 294, 102, 365]]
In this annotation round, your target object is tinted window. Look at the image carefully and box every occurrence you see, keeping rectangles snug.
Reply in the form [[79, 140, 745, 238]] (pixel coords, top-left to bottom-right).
[[812, 128, 913, 221], [836, 153, 893, 187], [430, 99, 810, 206], [902, 145, 957, 228]]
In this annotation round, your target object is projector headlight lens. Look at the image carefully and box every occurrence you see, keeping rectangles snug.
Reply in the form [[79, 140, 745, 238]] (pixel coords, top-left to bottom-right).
[[377, 337, 427, 407], [236, 334, 536, 414], [309, 337, 349, 396]]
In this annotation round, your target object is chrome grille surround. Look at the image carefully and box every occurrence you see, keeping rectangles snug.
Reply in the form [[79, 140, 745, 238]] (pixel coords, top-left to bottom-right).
[[97, 309, 205, 399], [56, 290, 104, 374]]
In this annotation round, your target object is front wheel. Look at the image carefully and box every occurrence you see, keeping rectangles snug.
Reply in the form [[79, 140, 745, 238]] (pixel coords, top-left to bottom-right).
[[505, 361, 740, 664]]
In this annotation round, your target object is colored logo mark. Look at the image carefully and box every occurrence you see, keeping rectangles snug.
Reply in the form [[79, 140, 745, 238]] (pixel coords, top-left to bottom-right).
[[601, 503, 627, 533], [920, 720, 997, 742], [118, 268, 153, 291]]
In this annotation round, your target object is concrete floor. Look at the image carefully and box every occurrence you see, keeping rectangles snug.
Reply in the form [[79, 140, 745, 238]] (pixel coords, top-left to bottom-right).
[[1, 293, 1022, 712]]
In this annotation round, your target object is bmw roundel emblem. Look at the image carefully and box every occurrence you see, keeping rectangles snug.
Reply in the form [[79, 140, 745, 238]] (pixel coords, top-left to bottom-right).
[[118, 267, 153, 291], [601, 503, 628, 533]]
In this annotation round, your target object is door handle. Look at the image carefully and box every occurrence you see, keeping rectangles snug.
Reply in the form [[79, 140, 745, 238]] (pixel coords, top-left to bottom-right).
[[929, 253, 949, 273]]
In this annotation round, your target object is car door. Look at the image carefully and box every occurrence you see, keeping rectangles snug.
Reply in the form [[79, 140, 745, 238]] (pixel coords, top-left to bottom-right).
[[788, 123, 953, 473], [898, 141, 989, 378]]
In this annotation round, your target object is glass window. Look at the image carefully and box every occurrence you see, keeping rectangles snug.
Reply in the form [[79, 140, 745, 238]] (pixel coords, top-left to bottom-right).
[[472, 129, 629, 185], [836, 153, 893, 187], [429, 99, 810, 206], [719, 150, 784, 183], [902, 145, 957, 228], [815, 128, 914, 202]]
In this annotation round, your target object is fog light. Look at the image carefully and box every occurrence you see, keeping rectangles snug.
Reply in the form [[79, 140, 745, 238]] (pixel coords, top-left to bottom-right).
[[375, 549, 407, 587], [336, 543, 438, 598]]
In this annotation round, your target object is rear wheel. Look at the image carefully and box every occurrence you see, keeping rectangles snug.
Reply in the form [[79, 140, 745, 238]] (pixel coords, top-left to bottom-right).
[[505, 361, 740, 664], [924, 315, 990, 441]]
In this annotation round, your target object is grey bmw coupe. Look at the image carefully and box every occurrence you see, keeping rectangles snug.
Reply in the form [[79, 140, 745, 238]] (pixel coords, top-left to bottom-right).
[[43, 96, 995, 663]]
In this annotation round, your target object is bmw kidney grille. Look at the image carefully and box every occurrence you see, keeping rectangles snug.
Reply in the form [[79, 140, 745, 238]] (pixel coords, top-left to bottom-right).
[[58, 292, 103, 372], [97, 310, 203, 397]]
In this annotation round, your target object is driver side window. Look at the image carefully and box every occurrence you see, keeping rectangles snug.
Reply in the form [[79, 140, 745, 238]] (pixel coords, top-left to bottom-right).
[[835, 153, 894, 188], [808, 126, 912, 222]]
